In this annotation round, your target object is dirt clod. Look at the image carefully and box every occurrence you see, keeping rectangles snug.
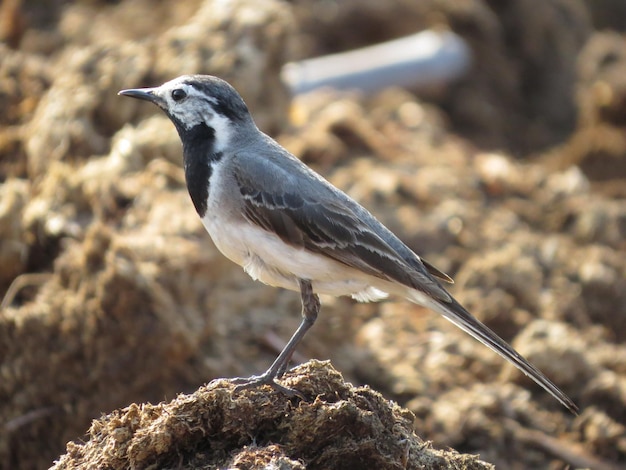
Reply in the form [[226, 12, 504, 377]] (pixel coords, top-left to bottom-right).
[[52, 361, 493, 470]]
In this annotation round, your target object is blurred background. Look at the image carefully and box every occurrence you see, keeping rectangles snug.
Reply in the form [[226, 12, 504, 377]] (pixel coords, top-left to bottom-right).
[[1, 0, 625, 468]]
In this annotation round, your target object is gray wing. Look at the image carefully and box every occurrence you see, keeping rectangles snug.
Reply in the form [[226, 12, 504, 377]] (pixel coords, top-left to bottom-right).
[[232, 147, 451, 301], [233, 146, 579, 414]]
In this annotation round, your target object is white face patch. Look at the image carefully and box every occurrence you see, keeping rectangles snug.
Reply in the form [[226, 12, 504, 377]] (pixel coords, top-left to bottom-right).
[[152, 77, 232, 153], [204, 111, 232, 153]]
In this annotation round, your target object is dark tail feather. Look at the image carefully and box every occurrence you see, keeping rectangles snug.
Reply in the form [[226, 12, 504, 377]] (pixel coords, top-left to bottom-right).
[[422, 294, 578, 414], [421, 257, 454, 284]]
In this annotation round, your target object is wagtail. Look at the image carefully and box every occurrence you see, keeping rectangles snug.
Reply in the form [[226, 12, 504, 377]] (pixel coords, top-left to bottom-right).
[[119, 75, 577, 413]]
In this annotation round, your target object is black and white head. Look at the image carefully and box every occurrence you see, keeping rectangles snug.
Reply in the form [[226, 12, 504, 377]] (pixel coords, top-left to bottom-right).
[[119, 75, 254, 153]]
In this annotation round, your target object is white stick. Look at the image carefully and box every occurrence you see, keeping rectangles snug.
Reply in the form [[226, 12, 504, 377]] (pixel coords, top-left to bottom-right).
[[282, 30, 472, 95]]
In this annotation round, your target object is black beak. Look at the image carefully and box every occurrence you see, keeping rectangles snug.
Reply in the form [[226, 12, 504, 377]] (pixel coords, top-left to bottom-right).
[[118, 88, 159, 103]]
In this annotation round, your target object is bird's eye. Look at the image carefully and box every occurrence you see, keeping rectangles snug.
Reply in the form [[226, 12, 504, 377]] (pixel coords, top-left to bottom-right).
[[171, 89, 187, 102]]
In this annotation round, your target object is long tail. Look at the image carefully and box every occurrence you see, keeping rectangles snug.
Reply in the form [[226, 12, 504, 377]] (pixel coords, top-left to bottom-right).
[[410, 291, 578, 414]]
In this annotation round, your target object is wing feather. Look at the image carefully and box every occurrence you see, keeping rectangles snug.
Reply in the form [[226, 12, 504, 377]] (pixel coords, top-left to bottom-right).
[[230, 147, 577, 414], [233, 152, 451, 301]]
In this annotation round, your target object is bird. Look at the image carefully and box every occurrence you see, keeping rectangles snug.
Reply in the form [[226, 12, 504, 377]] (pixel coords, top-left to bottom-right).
[[118, 74, 578, 414]]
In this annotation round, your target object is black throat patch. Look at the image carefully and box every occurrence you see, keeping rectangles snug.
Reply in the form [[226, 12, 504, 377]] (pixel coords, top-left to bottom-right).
[[180, 123, 223, 218]]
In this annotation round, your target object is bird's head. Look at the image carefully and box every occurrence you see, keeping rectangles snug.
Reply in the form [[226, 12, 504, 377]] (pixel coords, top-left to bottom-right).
[[119, 75, 253, 152]]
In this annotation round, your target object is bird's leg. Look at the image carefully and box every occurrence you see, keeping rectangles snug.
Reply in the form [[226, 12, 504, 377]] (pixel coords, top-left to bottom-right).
[[232, 279, 320, 398], [275, 354, 292, 378], [276, 280, 319, 378]]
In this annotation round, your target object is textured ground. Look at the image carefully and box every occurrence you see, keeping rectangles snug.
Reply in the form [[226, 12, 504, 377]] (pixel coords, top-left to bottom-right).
[[1, 0, 625, 469]]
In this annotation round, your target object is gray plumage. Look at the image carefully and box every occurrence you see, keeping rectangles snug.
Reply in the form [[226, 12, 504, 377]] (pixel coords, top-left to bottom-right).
[[119, 75, 578, 414]]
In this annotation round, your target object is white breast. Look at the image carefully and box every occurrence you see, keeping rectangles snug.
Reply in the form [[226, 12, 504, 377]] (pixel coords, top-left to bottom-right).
[[199, 163, 389, 301]]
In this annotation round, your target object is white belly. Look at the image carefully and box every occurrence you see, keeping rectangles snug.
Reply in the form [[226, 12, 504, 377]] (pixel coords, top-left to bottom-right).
[[201, 213, 388, 302], [200, 163, 389, 302]]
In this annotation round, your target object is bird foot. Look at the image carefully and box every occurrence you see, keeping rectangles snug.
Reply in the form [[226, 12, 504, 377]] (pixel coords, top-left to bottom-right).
[[231, 373, 306, 400]]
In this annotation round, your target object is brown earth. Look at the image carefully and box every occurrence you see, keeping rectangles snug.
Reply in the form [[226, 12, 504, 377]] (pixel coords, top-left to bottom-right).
[[53, 361, 494, 470], [1, 0, 625, 469]]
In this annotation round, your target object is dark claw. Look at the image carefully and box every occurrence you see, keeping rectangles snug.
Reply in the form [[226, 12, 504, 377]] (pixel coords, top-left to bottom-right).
[[231, 374, 306, 400]]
